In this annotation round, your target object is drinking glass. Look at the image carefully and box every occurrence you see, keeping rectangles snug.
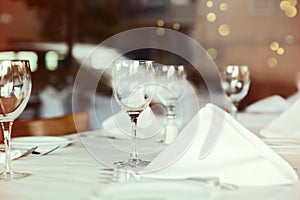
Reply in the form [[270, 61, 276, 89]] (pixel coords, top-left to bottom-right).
[[112, 60, 155, 168], [220, 65, 250, 118], [0, 60, 32, 181], [155, 64, 187, 144]]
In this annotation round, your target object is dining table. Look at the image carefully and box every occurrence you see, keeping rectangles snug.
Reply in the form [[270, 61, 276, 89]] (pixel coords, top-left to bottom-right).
[[1, 92, 300, 200], [0, 125, 298, 199]]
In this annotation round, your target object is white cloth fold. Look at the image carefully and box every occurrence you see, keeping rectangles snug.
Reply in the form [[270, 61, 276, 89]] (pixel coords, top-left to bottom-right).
[[260, 97, 300, 138], [246, 95, 290, 113], [143, 103, 298, 186], [39, 85, 71, 118]]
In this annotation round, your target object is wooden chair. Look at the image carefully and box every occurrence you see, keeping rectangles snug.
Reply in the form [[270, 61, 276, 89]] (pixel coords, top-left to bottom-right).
[[10, 112, 89, 138]]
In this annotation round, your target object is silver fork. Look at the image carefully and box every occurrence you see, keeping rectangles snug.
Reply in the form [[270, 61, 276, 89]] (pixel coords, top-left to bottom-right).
[[32, 146, 60, 156], [98, 168, 238, 191]]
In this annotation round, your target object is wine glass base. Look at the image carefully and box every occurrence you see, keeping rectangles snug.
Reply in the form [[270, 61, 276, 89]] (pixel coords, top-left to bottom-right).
[[114, 158, 150, 168], [0, 172, 29, 181]]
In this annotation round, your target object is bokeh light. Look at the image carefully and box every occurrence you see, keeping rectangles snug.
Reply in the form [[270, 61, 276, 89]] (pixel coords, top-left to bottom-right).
[[219, 3, 228, 11], [173, 23, 181, 30], [270, 42, 280, 51], [218, 24, 230, 36], [157, 19, 164, 27], [277, 47, 285, 55], [285, 5, 297, 17], [207, 48, 218, 60], [280, 0, 298, 18], [156, 28, 165, 36], [206, 1, 214, 8], [206, 12, 216, 22], [267, 57, 278, 68]]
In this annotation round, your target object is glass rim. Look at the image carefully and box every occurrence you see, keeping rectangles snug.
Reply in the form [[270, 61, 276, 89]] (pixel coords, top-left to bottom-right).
[[155, 63, 185, 67], [0, 59, 30, 62], [222, 64, 248, 68], [113, 59, 155, 63]]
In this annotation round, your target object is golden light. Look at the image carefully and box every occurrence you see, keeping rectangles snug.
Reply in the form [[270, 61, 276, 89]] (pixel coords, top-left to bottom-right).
[[277, 47, 285, 55], [280, 0, 298, 17], [173, 23, 180, 30], [280, 1, 290, 10], [218, 24, 230, 36], [207, 48, 218, 60], [219, 3, 228, 11], [267, 57, 278, 68], [157, 19, 164, 27], [206, 12, 216, 22], [270, 42, 279, 51], [206, 1, 214, 7], [156, 28, 165, 36], [285, 5, 297, 17]]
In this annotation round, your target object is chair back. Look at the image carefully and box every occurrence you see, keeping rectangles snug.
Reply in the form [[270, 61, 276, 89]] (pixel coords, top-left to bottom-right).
[[11, 112, 89, 138]]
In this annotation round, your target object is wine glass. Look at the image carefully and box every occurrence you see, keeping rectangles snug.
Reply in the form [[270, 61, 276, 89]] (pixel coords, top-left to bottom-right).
[[0, 60, 32, 181], [112, 60, 155, 168], [220, 65, 250, 118], [155, 64, 187, 144]]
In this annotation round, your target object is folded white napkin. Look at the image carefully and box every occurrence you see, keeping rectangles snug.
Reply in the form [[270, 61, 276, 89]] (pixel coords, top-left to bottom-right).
[[143, 104, 298, 186], [39, 85, 71, 118], [246, 95, 290, 113], [101, 107, 165, 139], [260, 97, 300, 138], [237, 112, 278, 135]]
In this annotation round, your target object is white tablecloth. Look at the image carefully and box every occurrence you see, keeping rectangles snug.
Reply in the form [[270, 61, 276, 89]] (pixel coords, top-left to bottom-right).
[[0, 131, 299, 200]]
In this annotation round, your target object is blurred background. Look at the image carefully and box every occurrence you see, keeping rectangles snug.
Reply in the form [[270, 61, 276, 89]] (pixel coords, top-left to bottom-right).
[[0, 0, 299, 121]]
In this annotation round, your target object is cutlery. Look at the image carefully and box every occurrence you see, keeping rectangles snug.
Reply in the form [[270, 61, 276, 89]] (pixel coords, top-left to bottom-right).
[[32, 146, 60, 156], [19, 146, 38, 158], [80, 134, 117, 140], [98, 168, 238, 191], [0, 146, 38, 159]]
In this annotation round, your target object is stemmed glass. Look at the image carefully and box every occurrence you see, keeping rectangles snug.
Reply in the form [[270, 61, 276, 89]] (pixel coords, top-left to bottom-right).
[[155, 64, 187, 144], [220, 65, 250, 118], [112, 60, 155, 168], [0, 60, 32, 181]]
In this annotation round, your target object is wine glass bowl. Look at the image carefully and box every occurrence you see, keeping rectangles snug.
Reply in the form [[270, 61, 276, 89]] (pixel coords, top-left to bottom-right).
[[155, 64, 187, 144], [112, 60, 155, 168], [220, 65, 250, 117], [0, 59, 32, 181]]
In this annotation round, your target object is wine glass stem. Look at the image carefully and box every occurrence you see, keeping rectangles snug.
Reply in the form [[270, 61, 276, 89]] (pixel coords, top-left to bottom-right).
[[166, 105, 176, 118], [1, 121, 13, 174], [130, 116, 138, 160], [231, 102, 239, 119]]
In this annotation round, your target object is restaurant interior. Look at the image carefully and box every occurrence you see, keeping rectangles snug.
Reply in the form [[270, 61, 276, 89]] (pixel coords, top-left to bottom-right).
[[0, 0, 300, 199], [1, 0, 300, 118]]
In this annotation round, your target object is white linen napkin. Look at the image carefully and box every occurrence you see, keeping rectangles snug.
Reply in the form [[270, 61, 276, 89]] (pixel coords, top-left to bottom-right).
[[246, 95, 290, 113], [260, 97, 300, 138], [101, 107, 165, 139], [142, 103, 298, 186], [39, 85, 71, 118]]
